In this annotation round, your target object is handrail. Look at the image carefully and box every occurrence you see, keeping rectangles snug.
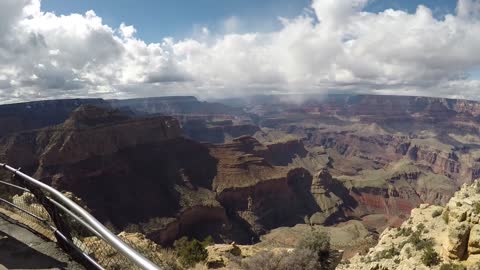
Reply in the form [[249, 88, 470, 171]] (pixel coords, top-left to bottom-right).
[[0, 163, 161, 270], [0, 196, 105, 270]]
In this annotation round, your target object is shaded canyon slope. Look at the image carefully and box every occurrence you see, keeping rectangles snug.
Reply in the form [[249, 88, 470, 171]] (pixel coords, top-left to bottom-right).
[[0, 102, 350, 246]]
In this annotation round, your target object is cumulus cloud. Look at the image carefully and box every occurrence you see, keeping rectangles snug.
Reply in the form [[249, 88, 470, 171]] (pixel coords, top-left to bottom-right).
[[1, 0, 480, 103]]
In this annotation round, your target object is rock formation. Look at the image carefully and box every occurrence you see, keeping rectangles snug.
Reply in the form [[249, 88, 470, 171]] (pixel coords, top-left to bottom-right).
[[0, 98, 108, 137], [210, 136, 321, 235], [0, 103, 347, 246], [339, 180, 480, 270], [0, 105, 227, 245], [4, 93, 480, 255]]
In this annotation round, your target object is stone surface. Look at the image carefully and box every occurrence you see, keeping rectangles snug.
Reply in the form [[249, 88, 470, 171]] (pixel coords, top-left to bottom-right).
[[446, 222, 470, 259], [468, 224, 480, 254], [339, 180, 480, 270], [0, 215, 83, 270]]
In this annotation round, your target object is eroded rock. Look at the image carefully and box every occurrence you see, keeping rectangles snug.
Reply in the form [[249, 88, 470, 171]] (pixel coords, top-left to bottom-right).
[[468, 224, 480, 255], [445, 222, 470, 259]]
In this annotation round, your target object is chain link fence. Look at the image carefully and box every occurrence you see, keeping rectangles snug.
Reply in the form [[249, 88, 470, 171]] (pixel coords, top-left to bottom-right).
[[0, 166, 164, 270]]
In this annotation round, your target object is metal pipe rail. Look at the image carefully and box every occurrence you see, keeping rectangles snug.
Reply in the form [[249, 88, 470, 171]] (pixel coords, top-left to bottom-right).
[[0, 163, 161, 270]]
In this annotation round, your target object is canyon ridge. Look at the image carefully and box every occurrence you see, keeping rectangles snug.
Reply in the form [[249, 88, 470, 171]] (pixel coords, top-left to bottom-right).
[[2, 94, 480, 268]]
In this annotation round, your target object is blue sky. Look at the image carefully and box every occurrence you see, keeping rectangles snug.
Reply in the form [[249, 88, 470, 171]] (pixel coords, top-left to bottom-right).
[[42, 0, 458, 43]]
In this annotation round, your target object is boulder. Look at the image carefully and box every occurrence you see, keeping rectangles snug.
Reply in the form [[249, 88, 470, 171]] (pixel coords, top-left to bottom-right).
[[449, 205, 468, 222], [445, 222, 470, 259], [469, 224, 480, 254]]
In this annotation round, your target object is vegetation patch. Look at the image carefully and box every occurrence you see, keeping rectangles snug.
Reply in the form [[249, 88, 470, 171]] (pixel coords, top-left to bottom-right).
[[374, 246, 399, 260], [474, 202, 480, 214], [439, 263, 467, 270], [396, 227, 413, 237], [173, 236, 213, 268], [421, 246, 441, 267], [238, 229, 339, 270], [399, 230, 434, 251], [443, 209, 450, 224]]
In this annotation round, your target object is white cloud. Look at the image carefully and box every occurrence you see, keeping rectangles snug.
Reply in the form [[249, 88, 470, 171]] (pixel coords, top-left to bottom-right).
[[457, 0, 480, 19], [119, 23, 136, 39], [1, 0, 480, 103], [223, 16, 242, 33]]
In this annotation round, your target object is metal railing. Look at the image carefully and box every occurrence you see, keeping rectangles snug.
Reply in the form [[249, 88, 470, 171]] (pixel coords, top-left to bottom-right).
[[0, 163, 162, 270]]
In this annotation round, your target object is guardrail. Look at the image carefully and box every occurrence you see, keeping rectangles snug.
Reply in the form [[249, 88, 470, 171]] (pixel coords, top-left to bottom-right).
[[0, 163, 162, 270]]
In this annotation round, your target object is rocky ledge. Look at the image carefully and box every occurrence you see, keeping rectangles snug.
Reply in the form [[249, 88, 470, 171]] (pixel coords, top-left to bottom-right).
[[339, 180, 480, 270]]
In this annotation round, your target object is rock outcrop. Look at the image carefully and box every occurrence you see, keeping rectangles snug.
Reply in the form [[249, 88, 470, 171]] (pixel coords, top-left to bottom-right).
[[182, 120, 260, 144], [0, 105, 229, 245], [109, 96, 243, 116], [308, 169, 346, 225], [0, 98, 108, 137], [0, 104, 349, 246], [339, 180, 480, 270], [210, 136, 320, 235]]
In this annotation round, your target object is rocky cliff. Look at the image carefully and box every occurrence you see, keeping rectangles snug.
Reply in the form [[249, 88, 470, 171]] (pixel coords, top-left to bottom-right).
[[0, 104, 351, 246], [0, 98, 108, 137], [0, 105, 231, 245], [210, 136, 318, 235], [109, 96, 243, 116], [182, 120, 260, 144], [4, 94, 480, 255], [228, 94, 480, 234], [339, 180, 480, 270]]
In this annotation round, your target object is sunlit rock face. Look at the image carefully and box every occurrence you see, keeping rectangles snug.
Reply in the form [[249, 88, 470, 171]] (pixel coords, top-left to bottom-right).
[[339, 181, 480, 270]]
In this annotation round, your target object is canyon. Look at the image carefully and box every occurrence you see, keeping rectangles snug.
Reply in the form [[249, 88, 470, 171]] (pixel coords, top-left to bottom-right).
[[1, 94, 480, 267]]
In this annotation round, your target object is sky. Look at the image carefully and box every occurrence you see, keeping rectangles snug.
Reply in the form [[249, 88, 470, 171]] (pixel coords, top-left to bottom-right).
[[40, 0, 457, 42], [1, 0, 480, 103]]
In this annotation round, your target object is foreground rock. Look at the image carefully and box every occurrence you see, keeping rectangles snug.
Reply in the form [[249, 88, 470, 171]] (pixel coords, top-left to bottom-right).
[[339, 180, 480, 270], [0, 216, 83, 269]]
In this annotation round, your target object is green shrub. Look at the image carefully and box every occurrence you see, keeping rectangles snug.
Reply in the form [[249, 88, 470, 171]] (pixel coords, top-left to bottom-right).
[[297, 230, 330, 255], [421, 246, 440, 266], [474, 202, 480, 214], [239, 229, 339, 270], [439, 263, 466, 270], [396, 227, 413, 237], [174, 237, 208, 267], [370, 265, 388, 270], [375, 246, 399, 260], [403, 231, 433, 250], [296, 229, 341, 269], [202, 235, 215, 247], [405, 247, 412, 258], [443, 209, 450, 224], [239, 249, 322, 270]]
